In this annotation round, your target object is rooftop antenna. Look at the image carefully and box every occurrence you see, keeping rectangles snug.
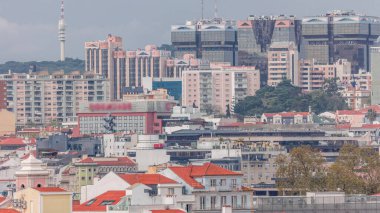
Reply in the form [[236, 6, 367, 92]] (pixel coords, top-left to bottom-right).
[[214, 0, 218, 18]]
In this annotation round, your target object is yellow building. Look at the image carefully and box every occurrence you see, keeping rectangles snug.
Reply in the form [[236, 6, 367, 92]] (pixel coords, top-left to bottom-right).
[[13, 187, 72, 213], [0, 109, 15, 136]]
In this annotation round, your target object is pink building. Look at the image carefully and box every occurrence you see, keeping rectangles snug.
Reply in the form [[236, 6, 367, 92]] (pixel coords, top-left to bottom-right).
[[126, 45, 171, 87], [15, 155, 50, 191], [182, 66, 260, 115], [267, 42, 299, 86], [299, 59, 351, 92], [85, 34, 125, 100]]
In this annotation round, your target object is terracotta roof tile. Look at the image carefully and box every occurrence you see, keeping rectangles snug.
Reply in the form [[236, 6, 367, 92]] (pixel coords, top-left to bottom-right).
[[118, 174, 177, 185], [0, 138, 26, 146], [78, 157, 136, 166], [73, 190, 125, 212], [169, 163, 241, 189], [0, 209, 20, 213]]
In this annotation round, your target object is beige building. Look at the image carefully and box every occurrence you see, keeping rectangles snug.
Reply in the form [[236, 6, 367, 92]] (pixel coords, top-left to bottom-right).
[[267, 42, 299, 86], [182, 66, 260, 115], [0, 109, 15, 136], [13, 187, 72, 213], [0, 71, 110, 127]]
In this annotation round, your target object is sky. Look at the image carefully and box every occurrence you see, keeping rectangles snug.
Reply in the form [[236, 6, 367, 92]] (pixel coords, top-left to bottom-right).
[[0, 0, 379, 63]]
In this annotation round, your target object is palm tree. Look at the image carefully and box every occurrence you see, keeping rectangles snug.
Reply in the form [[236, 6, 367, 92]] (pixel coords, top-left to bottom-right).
[[366, 109, 378, 124]]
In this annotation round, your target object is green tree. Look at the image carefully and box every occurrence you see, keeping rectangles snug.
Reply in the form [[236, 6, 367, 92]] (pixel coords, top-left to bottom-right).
[[275, 146, 327, 195], [366, 109, 378, 124]]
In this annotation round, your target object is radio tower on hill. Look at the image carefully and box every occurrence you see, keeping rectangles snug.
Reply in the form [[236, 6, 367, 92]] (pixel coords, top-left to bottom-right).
[[58, 0, 66, 61]]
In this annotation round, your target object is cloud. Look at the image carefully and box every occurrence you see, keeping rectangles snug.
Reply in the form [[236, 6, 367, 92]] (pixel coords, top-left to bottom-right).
[[0, 17, 56, 62]]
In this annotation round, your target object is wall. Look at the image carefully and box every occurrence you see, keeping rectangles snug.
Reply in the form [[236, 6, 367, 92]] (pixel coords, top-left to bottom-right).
[[42, 194, 72, 213]]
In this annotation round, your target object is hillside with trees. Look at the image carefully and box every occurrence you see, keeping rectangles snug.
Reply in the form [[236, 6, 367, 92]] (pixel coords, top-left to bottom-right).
[[234, 80, 348, 116], [0, 58, 85, 74]]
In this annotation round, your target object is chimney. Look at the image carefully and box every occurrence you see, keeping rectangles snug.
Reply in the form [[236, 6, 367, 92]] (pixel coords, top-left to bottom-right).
[[222, 206, 232, 213]]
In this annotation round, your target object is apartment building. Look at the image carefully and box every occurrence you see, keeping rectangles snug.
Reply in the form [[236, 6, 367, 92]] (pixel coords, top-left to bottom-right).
[[267, 42, 299, 86], [0, 80, 6, 109], [182, 66, 260, 115], [85, 34, 125, 100], [0, 71, 110, 127], [126, 45, 171, 87]]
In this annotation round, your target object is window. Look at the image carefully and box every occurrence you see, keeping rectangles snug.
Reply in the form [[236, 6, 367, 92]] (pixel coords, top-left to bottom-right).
[[100, 200, 115, 206], [210, 179, 217, 187], [231, 179, 237, 187], [200, 196, 206, 210], [211, 196, 217, 209], [168, 188, 174, 195], [220, 179, 226, 186], [86, 199, 96, 206], [231, 196, 237, 208], [242, 195, 247, 208], [221, 196, 227, 206]]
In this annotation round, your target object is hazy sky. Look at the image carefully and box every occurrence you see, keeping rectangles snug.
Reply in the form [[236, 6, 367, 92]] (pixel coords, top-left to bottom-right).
[[0, 0, 379, 62]]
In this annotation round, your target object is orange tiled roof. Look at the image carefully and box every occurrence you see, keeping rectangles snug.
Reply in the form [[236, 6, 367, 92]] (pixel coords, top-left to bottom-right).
[[0, 209, 20, 213], [118, 174, 177, 185], [151, 210, 186, 213], [0, 138, 26, 146], [73, 190, 125, 212], [78, 157, 136, 166], [32, 187, 67, 192], [0, 196, 6, 203], [169, 163, 242, 189]]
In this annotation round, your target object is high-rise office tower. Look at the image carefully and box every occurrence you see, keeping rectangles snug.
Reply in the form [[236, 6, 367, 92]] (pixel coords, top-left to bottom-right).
[[171, 18, 238, 65], [126, 45, 171, 87], [85, 34, 125, 100], [370, 47, 380, 105], [237, 15, 301, 85], [301, 10, 380, 72]]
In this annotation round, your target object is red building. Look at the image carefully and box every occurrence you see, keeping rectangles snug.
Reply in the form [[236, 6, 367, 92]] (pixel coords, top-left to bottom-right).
[[77, 102, 165, 135]]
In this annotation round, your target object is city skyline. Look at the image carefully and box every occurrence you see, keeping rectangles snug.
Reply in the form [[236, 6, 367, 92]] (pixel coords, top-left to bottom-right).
[[0, 0, 379, 63]]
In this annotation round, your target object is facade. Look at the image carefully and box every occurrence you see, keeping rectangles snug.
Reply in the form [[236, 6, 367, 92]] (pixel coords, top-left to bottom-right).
[[126, 45, 171, 87], [171, 18, 238, 65], [161, 163, 253, 212], [0, 109, 15, 136], [77, 100, 177, 135], [13, 187, 72, 213], [182, 66, 260, 114], [299, 59, 351, 92], [14, 155, 50, 191], [0, 71, 110, 127], [370, 47, 380, 105], [267, 42, 299, 86], [103, 133, 137, 157], [85, 34, 125, 100], [261, 112, 313, 124], [0, 80, 6, 109], [165, 54, 205, 78], [301, 10, 380, 72]]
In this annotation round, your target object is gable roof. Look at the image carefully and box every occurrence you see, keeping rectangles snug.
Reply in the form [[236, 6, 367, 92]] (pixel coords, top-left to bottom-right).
[[73, 190, 125, 212], [0, 138, 26, 146], [118, 174, 177, 185], [168, 163, 241, 189], [32, 187, 67, 193], [78, 157, 136, 166]]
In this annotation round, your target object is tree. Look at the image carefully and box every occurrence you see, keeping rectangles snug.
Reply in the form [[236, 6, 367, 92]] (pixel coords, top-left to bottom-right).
[[327, 145, 380, 195], [366, 109, 378, 124], [226, 104, 231, 118], [275, 146, 327, 195]]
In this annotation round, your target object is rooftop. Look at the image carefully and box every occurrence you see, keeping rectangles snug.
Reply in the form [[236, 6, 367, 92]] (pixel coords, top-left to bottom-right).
[[118, 174, 177, 185], [78, 157, 136, 166], [73, 190, 125, 212], [32, 187, 67, 192], [168, 163, 242, 189]]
